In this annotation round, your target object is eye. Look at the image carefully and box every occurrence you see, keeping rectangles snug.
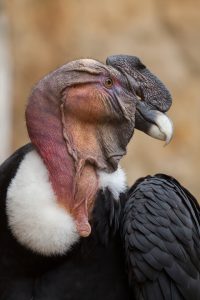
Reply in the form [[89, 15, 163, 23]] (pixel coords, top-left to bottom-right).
[[104, 78, 113, 89]]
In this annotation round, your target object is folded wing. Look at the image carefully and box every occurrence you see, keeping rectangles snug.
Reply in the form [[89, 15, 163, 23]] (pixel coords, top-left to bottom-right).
[[122, 174, 200, 300]]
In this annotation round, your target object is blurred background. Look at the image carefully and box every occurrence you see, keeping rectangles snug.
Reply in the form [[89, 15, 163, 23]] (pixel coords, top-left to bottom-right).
[[0, 0, 200, 198]]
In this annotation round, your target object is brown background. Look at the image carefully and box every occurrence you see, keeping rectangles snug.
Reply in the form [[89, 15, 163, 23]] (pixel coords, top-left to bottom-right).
[[3, 0, 200, 198]]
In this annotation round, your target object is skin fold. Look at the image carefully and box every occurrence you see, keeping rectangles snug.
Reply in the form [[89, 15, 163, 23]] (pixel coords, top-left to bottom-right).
[[25, 57, 173, 237]]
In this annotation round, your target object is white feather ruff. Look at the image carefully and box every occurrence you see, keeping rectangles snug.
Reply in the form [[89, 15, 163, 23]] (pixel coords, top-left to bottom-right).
[[6, 151, 79, 256]]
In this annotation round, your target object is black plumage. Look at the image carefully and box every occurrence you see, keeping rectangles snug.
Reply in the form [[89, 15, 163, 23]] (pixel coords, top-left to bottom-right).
[[122, 174, 200, 300], [1, 56, 197, 299], [1, 146, 200, 299], [0, 144, 130, 300]]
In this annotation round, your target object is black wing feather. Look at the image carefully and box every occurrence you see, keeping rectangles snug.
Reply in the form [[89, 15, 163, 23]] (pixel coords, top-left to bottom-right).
[[122, 174, 200, 300]]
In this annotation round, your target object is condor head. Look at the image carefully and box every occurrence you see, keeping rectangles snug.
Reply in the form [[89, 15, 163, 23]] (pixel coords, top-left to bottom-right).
[[25, 57, 173, 241]]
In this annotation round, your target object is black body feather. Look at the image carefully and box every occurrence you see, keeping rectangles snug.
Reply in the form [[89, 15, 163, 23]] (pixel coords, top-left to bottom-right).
[[122, 174, 200, 300], [1, 146, 200, 299], [0, 144, 130, 300]]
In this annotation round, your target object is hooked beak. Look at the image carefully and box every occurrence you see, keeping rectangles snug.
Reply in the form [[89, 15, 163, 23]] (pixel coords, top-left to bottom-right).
[[124, 73, 174, 144], [135, 101, 173, 144], [124, 73, 173, 144]]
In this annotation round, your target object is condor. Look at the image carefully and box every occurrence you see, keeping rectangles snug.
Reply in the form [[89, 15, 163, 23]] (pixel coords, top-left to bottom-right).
[[1, 56, 197, 300]]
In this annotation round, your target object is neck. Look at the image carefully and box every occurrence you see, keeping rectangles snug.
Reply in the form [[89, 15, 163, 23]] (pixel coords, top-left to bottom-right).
[[25, 85, 98, 237], [26, 85, 75, 209]]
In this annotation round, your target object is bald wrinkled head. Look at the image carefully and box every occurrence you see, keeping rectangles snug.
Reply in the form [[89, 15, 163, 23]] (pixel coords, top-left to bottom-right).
[[26, 58, 137, 237], [26, 57, 173, 238]]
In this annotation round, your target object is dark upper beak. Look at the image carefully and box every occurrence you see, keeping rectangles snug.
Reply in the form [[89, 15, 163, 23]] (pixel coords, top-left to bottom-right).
[[106, 55, 173, 144]]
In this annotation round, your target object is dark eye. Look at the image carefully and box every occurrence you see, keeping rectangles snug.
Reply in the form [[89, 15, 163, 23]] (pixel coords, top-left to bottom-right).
[[104, 78, 113, 89]]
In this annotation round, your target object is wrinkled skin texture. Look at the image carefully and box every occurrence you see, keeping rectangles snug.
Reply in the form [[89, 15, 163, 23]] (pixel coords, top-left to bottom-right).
[[26, 57, 172, 238], [26, 59, 136, 237]]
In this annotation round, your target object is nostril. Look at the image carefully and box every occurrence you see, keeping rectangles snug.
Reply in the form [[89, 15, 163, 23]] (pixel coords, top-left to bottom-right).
[[125, 74, 141, 96], [136, 88, 143, 101]]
